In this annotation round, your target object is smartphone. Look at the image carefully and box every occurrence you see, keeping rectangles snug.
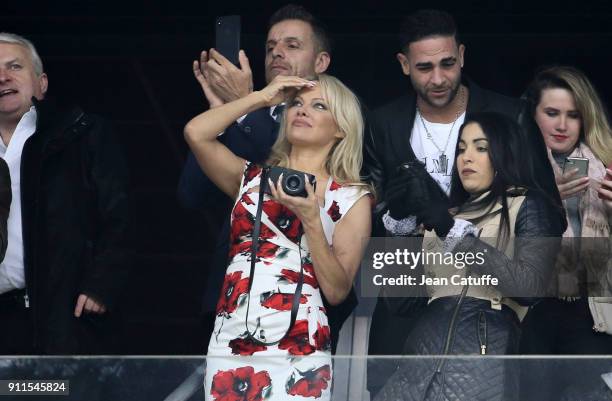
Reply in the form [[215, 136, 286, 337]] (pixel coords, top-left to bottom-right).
[[215, 15, 241, 66], [563, 157, 589, 178]]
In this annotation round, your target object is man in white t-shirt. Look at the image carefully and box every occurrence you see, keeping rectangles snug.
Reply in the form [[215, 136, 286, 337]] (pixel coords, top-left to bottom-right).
[[364, 9, 522, 397]]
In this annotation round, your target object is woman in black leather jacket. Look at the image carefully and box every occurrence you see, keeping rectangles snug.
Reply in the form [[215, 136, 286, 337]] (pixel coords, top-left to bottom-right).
[[374, 112, 566, 401]]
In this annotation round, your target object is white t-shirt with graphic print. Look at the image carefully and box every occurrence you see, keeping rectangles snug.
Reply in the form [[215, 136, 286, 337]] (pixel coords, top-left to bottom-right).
[[410, 111, 466, 195]]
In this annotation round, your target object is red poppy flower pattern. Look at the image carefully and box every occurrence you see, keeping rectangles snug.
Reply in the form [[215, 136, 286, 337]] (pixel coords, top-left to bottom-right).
[[329, 180, 342, 191], [326, 200, 342, 222], [279, 268, 319, 289], [262, 200, 302, 242], [210, 366, 271, 401], [278, 320, 315, 356], [229, 239, 280, 262], [260, 291, 309, 311], [240, 191, 255, 206], [312, 323, 331, 351], [229, 198, 277, 261], [228, 336, 267, 356], [230, 201, 255, 243], [285, 365, 332, 398], [216, 271, 250, 316], [206, 162, 368, 401], [302, 257, 316, 279], [243, 163, 261, 188]]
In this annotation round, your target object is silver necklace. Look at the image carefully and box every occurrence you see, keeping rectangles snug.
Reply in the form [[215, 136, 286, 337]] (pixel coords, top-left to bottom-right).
[[416, 87, 466, 175]]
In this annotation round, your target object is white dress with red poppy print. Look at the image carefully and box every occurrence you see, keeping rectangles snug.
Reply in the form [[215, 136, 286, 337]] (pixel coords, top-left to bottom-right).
[[205, 162, 369, 401]]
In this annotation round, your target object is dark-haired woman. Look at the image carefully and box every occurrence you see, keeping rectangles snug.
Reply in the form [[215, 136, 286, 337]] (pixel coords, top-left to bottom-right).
[[375, 112, 565, 401], [519, 66, 612, 400]]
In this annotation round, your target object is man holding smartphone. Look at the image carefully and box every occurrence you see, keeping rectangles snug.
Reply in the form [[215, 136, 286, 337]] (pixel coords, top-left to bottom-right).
[[179, 4, 372, 353], [179, 4, 330, 210]]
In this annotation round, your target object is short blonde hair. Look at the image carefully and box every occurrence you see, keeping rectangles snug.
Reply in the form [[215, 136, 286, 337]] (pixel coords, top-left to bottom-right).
[[267, 74, 366, 187]]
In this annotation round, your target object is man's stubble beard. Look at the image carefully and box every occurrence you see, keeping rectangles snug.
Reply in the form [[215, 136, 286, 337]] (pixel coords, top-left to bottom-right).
[[414, 77, 462, 110]]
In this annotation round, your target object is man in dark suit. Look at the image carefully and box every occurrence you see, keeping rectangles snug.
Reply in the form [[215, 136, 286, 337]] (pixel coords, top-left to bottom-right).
[[0, 33, 129, 354], [363, 9, 543, 397], [179, 5, 357, 352]]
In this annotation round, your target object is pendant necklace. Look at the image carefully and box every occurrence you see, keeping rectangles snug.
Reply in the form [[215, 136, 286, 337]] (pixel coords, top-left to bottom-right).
[[417, 87, 466, 175]]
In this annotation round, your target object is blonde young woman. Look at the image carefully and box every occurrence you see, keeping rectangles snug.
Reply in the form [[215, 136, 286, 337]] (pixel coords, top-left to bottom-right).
[[520, 66, 612, 400], [184, 74, 371, 401]]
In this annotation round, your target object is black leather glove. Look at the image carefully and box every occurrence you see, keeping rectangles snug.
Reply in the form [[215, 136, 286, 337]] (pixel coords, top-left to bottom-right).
[[385, 161, 433, 220], [414, 178, 454, 237], [0, 158, 11, 261]]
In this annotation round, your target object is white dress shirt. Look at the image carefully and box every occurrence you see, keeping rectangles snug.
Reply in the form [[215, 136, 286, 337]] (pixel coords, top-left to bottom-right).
[[0, 106, 37, 294]]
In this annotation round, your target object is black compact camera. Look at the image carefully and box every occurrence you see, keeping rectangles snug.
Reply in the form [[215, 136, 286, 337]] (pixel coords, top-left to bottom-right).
[[264, 166, 316, 198]]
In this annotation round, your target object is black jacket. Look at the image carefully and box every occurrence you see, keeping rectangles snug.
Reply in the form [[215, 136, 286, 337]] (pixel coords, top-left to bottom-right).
[[0, 158, 10, 261], [366, 79, 545, 397], [373, 193, 564, 401], [22, 99, 130, 353], [363, 77, 520, 233]]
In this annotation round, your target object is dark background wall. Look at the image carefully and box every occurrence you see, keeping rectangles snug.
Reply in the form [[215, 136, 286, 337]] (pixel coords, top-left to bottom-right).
[[2, 0, 612, 353]]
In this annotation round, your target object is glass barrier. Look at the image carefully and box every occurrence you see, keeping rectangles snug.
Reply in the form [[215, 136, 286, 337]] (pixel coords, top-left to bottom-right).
[[1, 355, 612, 400]]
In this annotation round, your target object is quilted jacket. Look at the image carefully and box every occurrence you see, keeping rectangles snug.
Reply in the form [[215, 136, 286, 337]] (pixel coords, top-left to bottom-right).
[[373, 192, 564, 401]]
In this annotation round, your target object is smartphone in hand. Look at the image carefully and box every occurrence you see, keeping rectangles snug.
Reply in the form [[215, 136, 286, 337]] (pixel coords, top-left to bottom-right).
[[563, 157, 589, 178], [215, 15, 241, 66]]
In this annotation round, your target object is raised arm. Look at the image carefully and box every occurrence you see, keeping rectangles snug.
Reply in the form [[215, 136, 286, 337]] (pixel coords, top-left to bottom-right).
[[184, 76, 315, 199]]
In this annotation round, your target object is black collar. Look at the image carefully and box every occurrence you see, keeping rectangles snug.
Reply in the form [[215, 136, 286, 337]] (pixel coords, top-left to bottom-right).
[[385, 76, 505, 163], [30, 97, 88, 155]]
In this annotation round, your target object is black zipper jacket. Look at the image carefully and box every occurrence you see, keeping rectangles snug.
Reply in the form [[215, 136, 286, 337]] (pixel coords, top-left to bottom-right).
[[20, 98, 130, 353]]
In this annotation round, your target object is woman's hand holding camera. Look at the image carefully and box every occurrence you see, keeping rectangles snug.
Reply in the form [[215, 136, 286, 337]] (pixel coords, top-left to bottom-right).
[[268, 173, 321, 230], [256, 76, 316, 108]]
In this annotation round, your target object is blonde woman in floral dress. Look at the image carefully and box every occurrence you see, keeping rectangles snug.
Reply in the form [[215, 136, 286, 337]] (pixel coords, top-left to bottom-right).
[[185, 73, 372, 401]]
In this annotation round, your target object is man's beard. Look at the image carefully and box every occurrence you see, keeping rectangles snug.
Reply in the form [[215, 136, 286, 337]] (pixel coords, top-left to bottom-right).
[[414, 79, 461, 109], [264, 69, 276, 85]]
